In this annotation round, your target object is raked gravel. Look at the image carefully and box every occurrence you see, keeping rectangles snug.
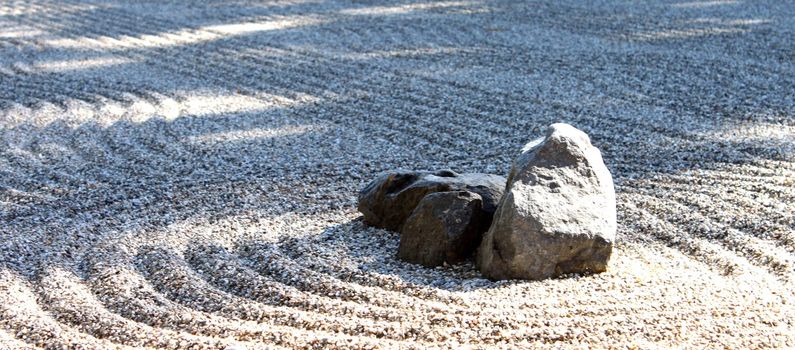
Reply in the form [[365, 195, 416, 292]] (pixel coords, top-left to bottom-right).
[[1, 0, 794, 349]]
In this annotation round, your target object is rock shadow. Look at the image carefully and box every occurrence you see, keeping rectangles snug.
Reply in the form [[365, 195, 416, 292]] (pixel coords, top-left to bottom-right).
[[176, 218, 608, 297]]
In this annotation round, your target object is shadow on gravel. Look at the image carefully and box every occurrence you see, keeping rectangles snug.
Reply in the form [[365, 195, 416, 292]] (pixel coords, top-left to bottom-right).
[[174, 218, 590, 296]]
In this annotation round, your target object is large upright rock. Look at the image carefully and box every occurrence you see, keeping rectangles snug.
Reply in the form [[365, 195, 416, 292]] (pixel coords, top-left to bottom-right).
[[477, 123, 616, 280], [358, 170, 505, 232]]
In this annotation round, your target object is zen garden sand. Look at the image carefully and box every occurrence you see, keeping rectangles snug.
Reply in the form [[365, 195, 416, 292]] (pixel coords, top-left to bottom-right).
[[1, 0, 794, 349]]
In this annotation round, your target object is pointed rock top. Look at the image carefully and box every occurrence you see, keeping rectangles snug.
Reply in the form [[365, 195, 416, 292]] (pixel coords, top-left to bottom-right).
[[511, 123, 606, 187], [546, 122, 593, 147]]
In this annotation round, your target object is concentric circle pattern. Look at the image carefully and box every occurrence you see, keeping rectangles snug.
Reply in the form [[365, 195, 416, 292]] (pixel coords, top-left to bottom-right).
[[1, 0, 794, 348]]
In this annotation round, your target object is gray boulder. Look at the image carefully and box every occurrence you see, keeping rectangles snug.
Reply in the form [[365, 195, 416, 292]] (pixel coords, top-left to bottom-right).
[[357, 170, 505, 232], [398, 191, 489, 267], [477, 123, 617, 280]]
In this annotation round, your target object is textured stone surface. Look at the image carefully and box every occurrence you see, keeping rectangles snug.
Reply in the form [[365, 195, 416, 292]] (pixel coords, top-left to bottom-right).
[[477, 123, 617, 280], [398, 191, 489, 267], [357, 170, 505, 232]]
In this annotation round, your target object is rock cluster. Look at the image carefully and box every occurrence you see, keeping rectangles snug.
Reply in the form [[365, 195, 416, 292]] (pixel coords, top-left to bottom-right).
[[357, 123, 617, 280], [357, 170, 505, 266]]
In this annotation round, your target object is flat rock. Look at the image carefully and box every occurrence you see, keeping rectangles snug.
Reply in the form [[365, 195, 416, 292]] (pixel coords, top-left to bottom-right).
[[477, 123, 617, 280], [357, 170, 505, 232], [398, 191, 489, 267]]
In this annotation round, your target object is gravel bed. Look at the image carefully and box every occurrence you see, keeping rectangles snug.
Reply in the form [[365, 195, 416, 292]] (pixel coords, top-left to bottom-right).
[[1, 0, 793, 348]]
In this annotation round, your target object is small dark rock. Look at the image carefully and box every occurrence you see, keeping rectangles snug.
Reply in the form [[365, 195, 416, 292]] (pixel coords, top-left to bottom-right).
[[398, 191, 489, 267]]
